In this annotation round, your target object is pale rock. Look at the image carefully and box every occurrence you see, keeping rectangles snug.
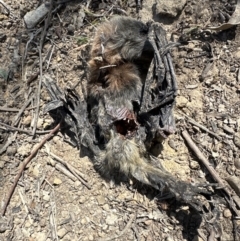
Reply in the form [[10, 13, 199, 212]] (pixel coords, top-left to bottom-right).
[[53, 177, 62, 185], [57, 227, 68, 238], [106, 213, 118, 226]]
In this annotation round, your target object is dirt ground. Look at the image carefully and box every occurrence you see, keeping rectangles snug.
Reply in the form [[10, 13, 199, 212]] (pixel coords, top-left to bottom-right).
[[0, 0, 240, 240]]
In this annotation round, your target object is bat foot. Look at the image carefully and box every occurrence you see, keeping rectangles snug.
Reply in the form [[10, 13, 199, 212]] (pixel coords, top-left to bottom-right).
[[156, 126, 175, 139]]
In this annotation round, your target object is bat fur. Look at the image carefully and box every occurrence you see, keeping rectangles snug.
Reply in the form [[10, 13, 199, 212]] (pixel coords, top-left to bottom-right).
[[87, 16, 206, 205]]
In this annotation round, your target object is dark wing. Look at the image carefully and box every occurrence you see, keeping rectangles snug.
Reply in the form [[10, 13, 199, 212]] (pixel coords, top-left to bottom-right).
[[139, 22, 178, 140]]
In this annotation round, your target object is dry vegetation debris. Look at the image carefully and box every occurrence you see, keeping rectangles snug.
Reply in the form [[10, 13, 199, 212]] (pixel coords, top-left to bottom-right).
[[0, 0, 240, 240]]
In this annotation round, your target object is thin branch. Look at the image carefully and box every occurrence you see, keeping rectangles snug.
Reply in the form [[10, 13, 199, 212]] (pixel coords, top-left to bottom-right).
[[1, 123, 60, 216], [183, 114, 222, 141], [0, 121, 51, 135], [182, 129, 240, 217]]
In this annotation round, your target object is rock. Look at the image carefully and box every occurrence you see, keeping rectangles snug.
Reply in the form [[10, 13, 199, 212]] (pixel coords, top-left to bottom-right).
[[22, 116, 32, 126], [88, 234, 94, 241], [192, 235, 204, 241], [234, 132, 240, 148], [53, 177, 62, 185], [189, 161, 199, 169], [32, 164, 41, 177], [156, 0, 187, 18], [17, 143, 32, 157], [42, 190, 50, 201], [106, 213, 118, 226], [226, 176, 240, 196], [96, 196, 105, 205], [223, 208, 232, 218], [176, 96, 188, 108], [78, 196, 86, 204], [6, 146, 17, 156], [33, 232, 47, 241], [234, 159, 240, 169], [57, 227, 68, 238]]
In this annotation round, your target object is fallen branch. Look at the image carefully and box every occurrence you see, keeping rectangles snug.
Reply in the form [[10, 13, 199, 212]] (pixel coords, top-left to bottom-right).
[[0, 121, 51, 135], [46, 149, 91, 189], [182, 129, 240, 217], [1, 123, 60, 216], [182, 113, 221, 141]]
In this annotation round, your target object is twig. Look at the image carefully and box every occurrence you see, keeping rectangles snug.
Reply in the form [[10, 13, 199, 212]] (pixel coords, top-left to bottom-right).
[[0, 104, 43, 112], [13, 96, 33, 126], [32, 0, 53, 137], [0, 121, 51, 135], [18, 188, 33, 224], [98, 212, 137, 241], [26, 71, 40, 85], [99, 65, 117, 69], [0, 132, 17, 155], [183, 114, 222, 141], [47, 158, 78, 181], [31, 47, 43, 138], [1, 123, 60, 216], [46, 149, 91, 189], [182, 129, 240, 217], [0, 0, 11, 15]]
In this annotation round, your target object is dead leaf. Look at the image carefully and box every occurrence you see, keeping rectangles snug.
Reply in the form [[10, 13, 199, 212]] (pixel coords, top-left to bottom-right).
[[206, 0, 240, 31]]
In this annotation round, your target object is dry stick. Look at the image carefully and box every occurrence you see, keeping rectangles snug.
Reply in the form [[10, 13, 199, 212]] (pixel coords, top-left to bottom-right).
[[47, 151, 91, 189], [182, 130, 240, 217], [32, 2, 53, 137], [0, 0, 11, 14], [0, 121, 51, 135], [1, 123, 60, 216], [0, 107, 19, 112], [181, 113, 222, 141], [18, 188, 33, 224], [13, 96, 33, 126], [0, 104, 43, 112], [31, 47, 43, 138], [98, 212, 137, 241]]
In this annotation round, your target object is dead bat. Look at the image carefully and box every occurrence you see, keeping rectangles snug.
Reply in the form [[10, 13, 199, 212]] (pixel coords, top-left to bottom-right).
[[43, 16, 211, 211]]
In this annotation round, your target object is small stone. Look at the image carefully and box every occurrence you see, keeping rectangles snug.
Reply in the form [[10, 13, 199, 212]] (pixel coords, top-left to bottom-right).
[[79, 196, 86, 204], [42, 190, 50, 201], [192, 235, 204, 241], [234, 159, 240, 169], [6, 146, 17, 156], [88, 234, 94, 241], [218, 104, 225, 113], [176, 96, 188, 108], [156, 0, 187, 18], [17, 144, 32, 157], [189, 160, 200, 169], [222, 125, 234, 134], [33, 232, 47, 241], [67, 24, 75, 35], [102, 204, 109, 211], [74, 180, 81, 187], [96, 196, 105, 205], [81, 218, 87, 225], [32, 164, 41, 177], [25, 220, 32, 228], [37, 118, 43, 128], [144, 220, 152, 226], [234, 132, 240, 148], [223, 208, 232, 218], [22, 116, 32, 126], [106, 213, 118, 226], [0, 15, 7, 20], [0, 160, 5, 168], [57, 228, 68, 238], [53, 177, 62, 185]]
